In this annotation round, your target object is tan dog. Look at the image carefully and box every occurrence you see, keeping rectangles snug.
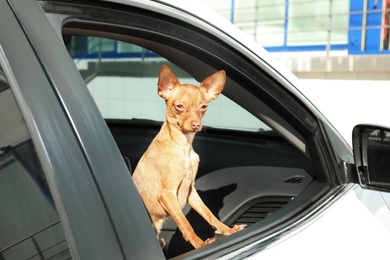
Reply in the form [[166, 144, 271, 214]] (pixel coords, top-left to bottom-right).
[[132, 65, 246, 249]]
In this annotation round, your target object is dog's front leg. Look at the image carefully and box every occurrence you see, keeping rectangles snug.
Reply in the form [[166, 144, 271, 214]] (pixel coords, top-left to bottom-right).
[[188, 186, 246, 236], [158, 190, 215, 248]]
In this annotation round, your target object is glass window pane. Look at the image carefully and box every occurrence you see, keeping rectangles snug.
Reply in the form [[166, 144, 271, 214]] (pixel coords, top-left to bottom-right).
[[330, 1, 350, 44], [288, 0, 330, 45], [287, 0, 349, 45], [88, 37, 115, 53], [0, 65, 71, 259], [235, 0, 286, 46], [255, 1, 286, 46], [117, 41, 143, 53], [65, 35, 86, 57]]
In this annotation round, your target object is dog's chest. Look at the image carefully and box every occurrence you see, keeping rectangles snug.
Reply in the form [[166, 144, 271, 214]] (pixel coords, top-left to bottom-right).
[[177, 149, 199, 208]]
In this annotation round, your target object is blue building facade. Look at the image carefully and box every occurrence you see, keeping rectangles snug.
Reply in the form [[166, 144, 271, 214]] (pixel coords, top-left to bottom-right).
[[348, 0, 390, 54]]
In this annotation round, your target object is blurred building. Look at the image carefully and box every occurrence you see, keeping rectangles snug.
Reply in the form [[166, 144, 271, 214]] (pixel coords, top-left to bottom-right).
[[200, 0, 390, 80]]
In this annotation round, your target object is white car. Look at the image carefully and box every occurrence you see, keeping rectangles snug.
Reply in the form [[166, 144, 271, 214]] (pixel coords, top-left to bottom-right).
[[0, 0, 389, 259]]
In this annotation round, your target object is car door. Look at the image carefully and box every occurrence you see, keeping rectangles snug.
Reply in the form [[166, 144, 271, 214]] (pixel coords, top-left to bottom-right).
[[36, 0, 344, 258], [0, 0, 164, 259]]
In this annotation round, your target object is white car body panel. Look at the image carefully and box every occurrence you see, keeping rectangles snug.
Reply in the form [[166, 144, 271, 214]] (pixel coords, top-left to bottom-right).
[[355, 189, 390, 232], [246, 186, 390, 259]]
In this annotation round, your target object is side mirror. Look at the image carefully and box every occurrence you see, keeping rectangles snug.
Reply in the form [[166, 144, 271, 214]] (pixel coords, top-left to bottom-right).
[[353, 124, 390, 192]]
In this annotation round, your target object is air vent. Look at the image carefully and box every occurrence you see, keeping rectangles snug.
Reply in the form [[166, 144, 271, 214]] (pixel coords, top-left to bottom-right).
[[228, 196, 293, 226], [280, 175, 305, 184]]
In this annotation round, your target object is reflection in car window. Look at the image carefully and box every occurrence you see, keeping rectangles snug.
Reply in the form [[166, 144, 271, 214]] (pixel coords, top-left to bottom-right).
[[0, 67, 71, 259], [65, 35, 271, 132]]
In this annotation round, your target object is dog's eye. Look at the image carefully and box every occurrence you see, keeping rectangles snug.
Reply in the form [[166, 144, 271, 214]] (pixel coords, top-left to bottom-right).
[[175, 104, 185, 111], [200, 105, 208, 110]]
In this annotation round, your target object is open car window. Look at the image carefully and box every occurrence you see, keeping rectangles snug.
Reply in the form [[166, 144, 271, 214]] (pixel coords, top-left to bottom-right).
[[66, 36, 272, 132], [61, 25, 319, 258]]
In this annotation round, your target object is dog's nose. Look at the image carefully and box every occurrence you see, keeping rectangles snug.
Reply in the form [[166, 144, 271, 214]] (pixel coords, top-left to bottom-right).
[[191, 121, 201, 130]]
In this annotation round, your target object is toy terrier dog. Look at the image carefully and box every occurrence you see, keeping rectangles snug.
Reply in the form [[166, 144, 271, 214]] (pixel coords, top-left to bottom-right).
[[132, 65, 246, 249]]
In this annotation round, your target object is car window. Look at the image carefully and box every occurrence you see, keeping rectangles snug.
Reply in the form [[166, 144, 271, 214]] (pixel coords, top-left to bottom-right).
[[66, 36, 271, 132], [0, 66, 71, 259]]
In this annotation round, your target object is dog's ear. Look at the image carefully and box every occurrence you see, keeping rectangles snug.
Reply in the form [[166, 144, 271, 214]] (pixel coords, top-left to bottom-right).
[[158, 65, 180, 100], [200, 70, 226, 101]]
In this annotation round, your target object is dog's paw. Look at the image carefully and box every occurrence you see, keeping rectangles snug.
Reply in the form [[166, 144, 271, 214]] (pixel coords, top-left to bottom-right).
[[192, 236, 217, 248], [193, 237, 216, 248], [232, 224, 247, 232], [203, 237, 217, 246], [220, 224, 247, 236], [159, 238, 166, 248]]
